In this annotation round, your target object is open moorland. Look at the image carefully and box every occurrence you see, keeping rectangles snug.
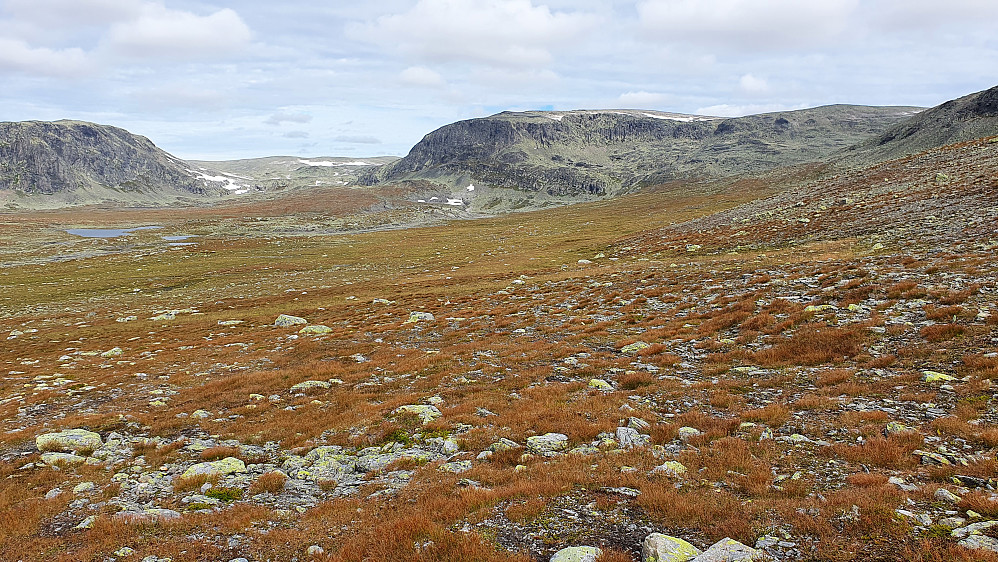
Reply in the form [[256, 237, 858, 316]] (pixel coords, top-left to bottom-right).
[[2, 135, 998, 562]]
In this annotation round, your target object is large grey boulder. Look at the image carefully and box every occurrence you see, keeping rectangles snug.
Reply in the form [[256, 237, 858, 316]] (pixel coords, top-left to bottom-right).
[[643, 533, 702, 561], [551, 546, 602, 562], [527, 433, 569, 454], [275, 314, 307, 327], [36, 429, 103, 453], [692, 538, 765, 561]]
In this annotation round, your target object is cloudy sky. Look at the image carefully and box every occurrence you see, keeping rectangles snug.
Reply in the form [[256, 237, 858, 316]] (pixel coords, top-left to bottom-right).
[[1, 0, 996, 160]]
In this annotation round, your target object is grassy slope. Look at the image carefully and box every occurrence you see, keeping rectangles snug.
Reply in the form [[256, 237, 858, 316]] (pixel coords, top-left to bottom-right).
[[1, 138, 997, 561]]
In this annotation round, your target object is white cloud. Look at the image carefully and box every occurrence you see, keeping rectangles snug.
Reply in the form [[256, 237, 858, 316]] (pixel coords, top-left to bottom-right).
[[399, 66, 445, 87], [739, 74, 768, 94], [266, 112, 313, 126], [104, 4, 252, 59], [695, 102, 809, 117], [351, 0, 598, 68], [637, 0, 858, 51], [617, 91, 672, 107], [0, 38, 92, 77], [2, 0, 143, 27]]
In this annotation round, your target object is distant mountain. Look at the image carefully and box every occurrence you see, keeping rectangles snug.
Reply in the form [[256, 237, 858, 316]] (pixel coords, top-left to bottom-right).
[[840, 84, 998, 166], [361, 105, 922, 210], [0, 120, 248, 208], [188, 156, 398, 193]]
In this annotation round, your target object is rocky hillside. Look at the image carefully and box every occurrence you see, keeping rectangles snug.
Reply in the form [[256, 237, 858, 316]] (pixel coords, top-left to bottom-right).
[[0, 120, 246, 208], [362, 106, 921, 207], [840, 84, 998, 166], [188, 156, 398, 193]]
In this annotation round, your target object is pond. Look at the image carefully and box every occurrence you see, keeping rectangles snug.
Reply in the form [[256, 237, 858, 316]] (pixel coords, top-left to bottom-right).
[[65, 226, 162, 238]]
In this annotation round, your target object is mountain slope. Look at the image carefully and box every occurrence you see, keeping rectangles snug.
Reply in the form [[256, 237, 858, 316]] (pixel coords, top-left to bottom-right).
[[188, 156, 398, 192], [840, 84, 998, 166], [363, 105, 921, 209], [0, 120, 247, 208]]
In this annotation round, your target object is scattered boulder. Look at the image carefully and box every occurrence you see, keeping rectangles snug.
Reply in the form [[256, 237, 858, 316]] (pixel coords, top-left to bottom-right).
[[923, 370, 956, 383], [526, 433, 569, 455], [100, 347, 123, 358], [678, 427, 703, 441], [405, 311, 435, 324], [438, 461, 472, 473], [393, 404, 442, 424], [41, 452, 87, 466], [275, 314, 308, 327], [692, 538, 765, 561], [617, 426, 649, 449], [114, 508, 182, 523], [551, 546, 602, 562], [37, 429, 103, 453], [299, 325, 333, 335], [290, 380, 332, 393], [621, 341, 650, 354], [959, 534, 998, 553], [653, 461, 688, 477], [589, 379, 613, 391], [642, 533, 702, 562], [180, 457, 247, 480]]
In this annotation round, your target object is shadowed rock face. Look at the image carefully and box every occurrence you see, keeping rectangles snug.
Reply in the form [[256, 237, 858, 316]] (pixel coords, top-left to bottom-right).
[[841, 84, 998, 167], [364, 105, 922, 198], [0, 120, 209, 196]]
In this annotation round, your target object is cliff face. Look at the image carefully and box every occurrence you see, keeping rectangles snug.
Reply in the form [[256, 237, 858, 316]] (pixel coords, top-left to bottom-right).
[[841, 85, 998, 167], [0, 120, 213, 197], [364, 105, 922, 198]]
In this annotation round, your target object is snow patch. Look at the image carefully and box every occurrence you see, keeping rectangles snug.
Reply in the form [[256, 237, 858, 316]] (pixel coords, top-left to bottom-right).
[[298, 159, 373, 167], [446, 198, 464, 206], [466, 184, 476, 192], [189, 169, 251, 194], [547, 114, 564, 121]]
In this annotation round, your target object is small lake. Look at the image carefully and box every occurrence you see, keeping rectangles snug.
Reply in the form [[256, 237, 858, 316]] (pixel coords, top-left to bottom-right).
[[65, 226, 162, 238], [162, 235, 195, 241]]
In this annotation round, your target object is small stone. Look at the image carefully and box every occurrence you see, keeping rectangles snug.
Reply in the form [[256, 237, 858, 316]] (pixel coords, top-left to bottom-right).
[[438, 461, 472, 473], [935, 488, 962, 504], [922, 370, 956, 383], [616, 426, 649, 449], [75, 515, 97, 530], [191, 409, 212, 419], [114, 547, 136, 557], [290, 380, 332, 392], [678, 427, 702, 441], [73, 481, 96, 494], [274, 314, 308, 327], [41, 452, 87, 466], [101, 347, 124, 358], [628, 417, 651, 430], [883, 421, 914, 437], [642, 532, 702, 562], [653, 461, 688, 477], [307, 545, 325, 556], [551, 546, 602, 562]]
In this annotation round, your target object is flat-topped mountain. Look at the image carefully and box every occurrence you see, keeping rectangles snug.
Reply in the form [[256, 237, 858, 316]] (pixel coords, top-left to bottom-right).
[[362, 105, 922, 206]]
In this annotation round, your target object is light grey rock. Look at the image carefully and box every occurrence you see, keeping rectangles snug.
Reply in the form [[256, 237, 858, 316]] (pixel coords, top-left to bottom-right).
[[393, 404, 442, 424], [953, 520, 998, 539], [527, 433, 569, 454], [551, 546, 602, 562], [959, 534, 998, 553], [642, 532, 702, 561], [934, 488, 962, 504], [36, 429, 103, 453], [180, 457, 246, 479], [617, 426, 650, 449], [274, 314, 308, 327], [692, 538, 765, 561]]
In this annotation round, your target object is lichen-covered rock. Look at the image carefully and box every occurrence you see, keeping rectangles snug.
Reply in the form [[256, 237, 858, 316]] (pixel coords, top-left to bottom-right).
[[290, 380, 332, 393], [299, 325, 333, 335], [551, 546, 602, 562], [101, 347, 123, 358], [404, 311, 435, 323], [181, 457, 246, 480], [922, 370, 956, 383], [37, 429, 103, 453], [41, 452, 87, 466], [952, 520, 998, 539], [621, 341, 650, 354], [527, 433, 569, 454], [617, 426, 649, 448], [114, 508, 181, 523], [959, 534, 998, 553], [275, 314, 307, 327], [652, 461, 688, 477], [691, 538, 765, 561], [678, 427, 703, 441], [643, 533, 702, 562], [438, 460, 472, 473], [393, 404, 442, 424], [589, 379, 613, 391]]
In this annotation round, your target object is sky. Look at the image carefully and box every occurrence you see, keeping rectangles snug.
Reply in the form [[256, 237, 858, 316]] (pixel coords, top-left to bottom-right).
[[1, 0, 996, 160]]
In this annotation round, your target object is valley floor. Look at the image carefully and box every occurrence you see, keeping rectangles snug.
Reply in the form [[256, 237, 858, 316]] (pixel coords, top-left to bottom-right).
[[2, 137, 998, 561]]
